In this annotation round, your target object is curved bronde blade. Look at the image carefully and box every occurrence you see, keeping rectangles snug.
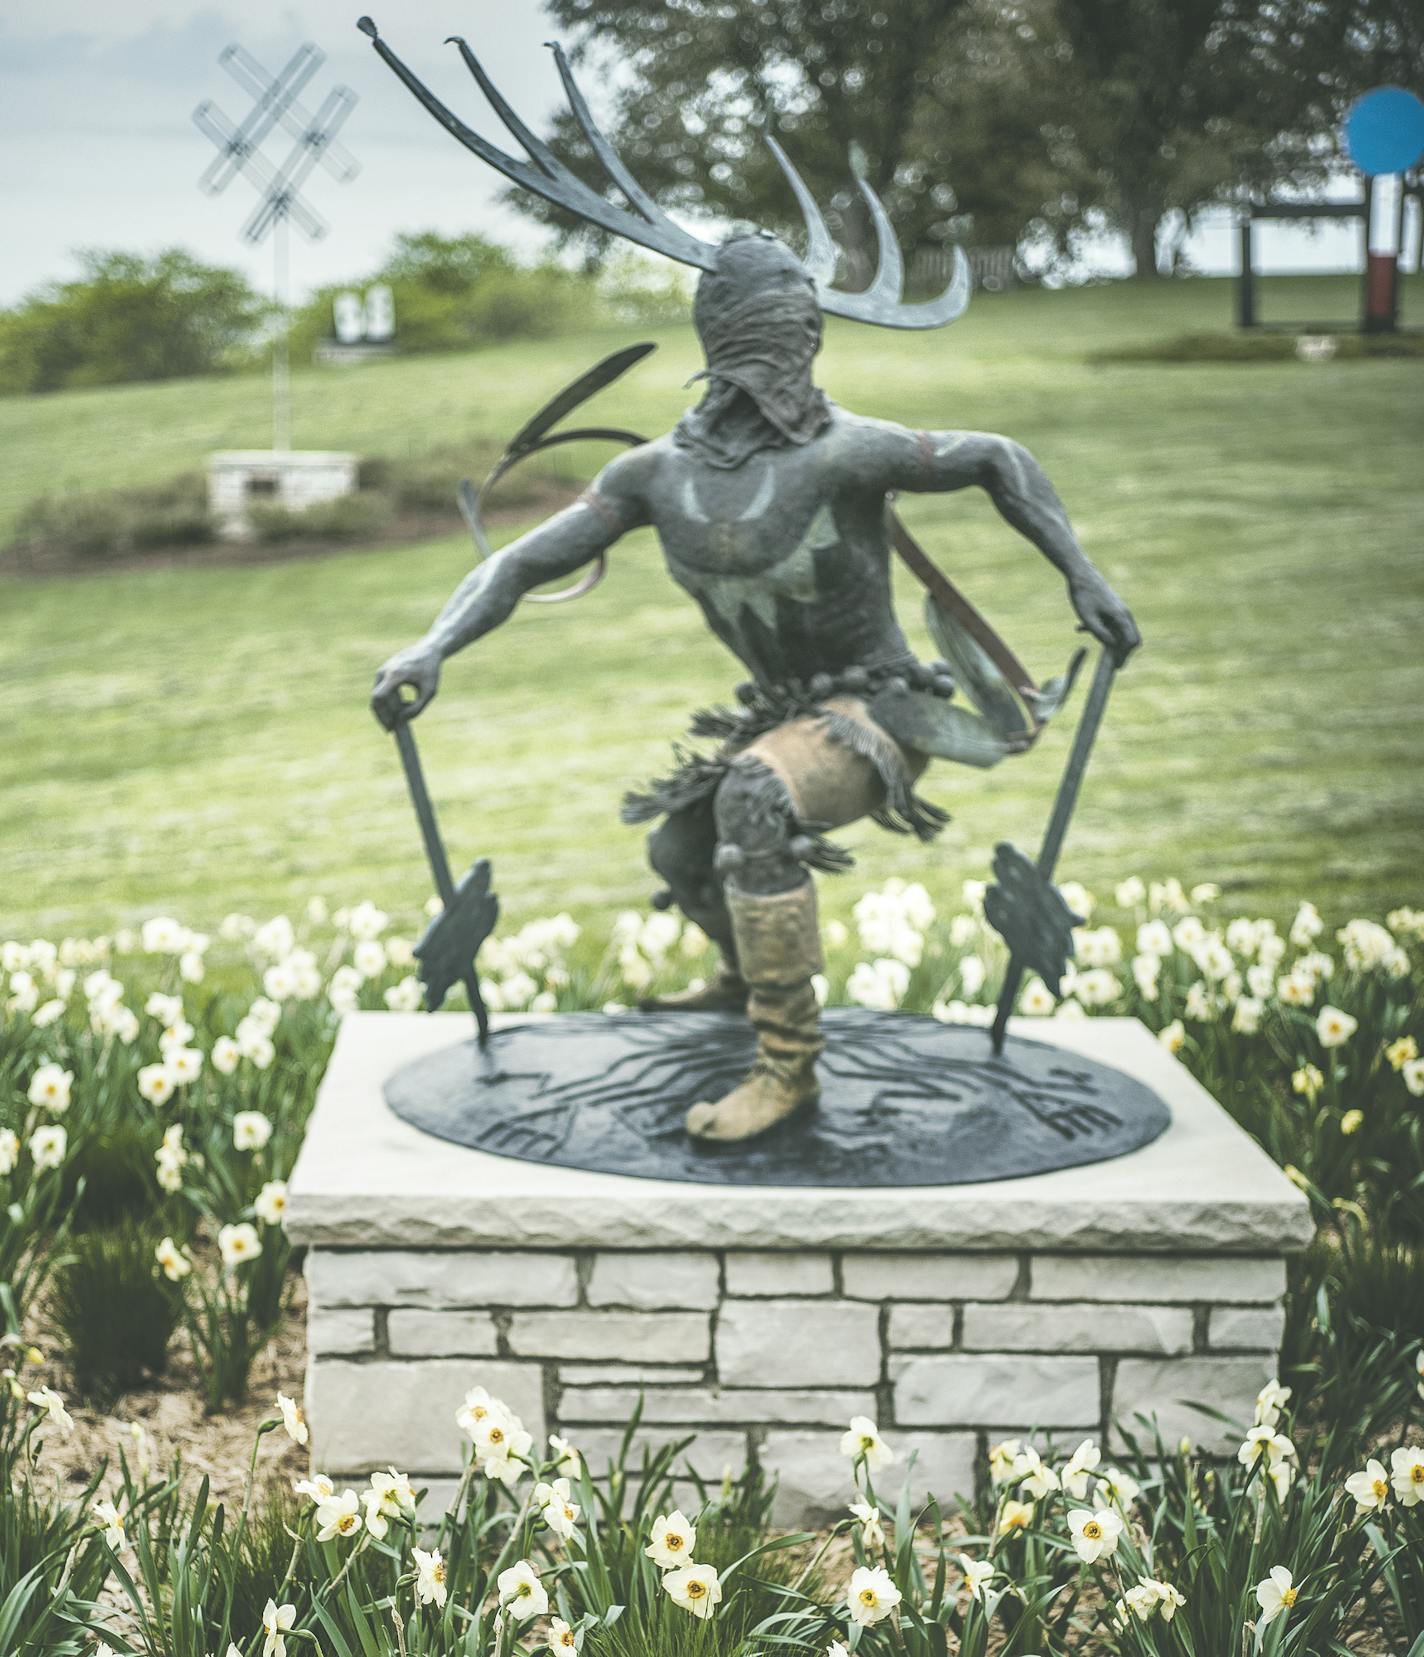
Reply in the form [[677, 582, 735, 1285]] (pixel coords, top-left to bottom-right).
[[446, 35, 564, 180], [853, 167, 906, 305], [820, 243, 971, 329], [502, 341, 657, 461], [765, 135, 839, 285], [549, 43, 694, 244]]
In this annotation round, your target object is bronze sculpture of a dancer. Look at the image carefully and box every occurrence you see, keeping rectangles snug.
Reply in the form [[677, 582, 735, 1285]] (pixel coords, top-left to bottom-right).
[[364, 20, 1141, 1146]]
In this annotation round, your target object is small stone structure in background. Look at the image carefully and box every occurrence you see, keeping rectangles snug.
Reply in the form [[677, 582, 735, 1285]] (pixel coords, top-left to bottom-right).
[[289, 1013, 1311, 1525], [207, 450, 358, 540]]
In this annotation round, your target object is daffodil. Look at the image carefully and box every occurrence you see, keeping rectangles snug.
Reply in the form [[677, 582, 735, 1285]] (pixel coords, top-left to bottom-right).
[[536, 1476, 580, 1539], [413, 1545, 448, 1607], [26, 1385, 72, 1434], [663, 1561, 722, 1619], [277, 1392, 308, 1445], [262, 1597, 296, 1657], [233, 1110, 273, 1151], [646, 1509, 696, 1568], [1060, 1439, 1101, 1500], [155, 1236, 191, 1281], [849, 1499, 885, 1547], [1067, 1505, 1123, 1562], [27, 1063, 73, 1114], [254, 1180, 289, 1225], [957, 1553, 995, 1600], [1345, 1458, 1390, 1511], [1255, 1565, 1297, 1624], [497, 1559, 549, 1622], [1390, 1445, 1424, 1506], [218, 1222, 262, 1269], [314, 1488, 362, 1542], [846, 1565, 901, 1626], [839, 1414, 894, 1471], [1315, 1005, 1357, 1048]]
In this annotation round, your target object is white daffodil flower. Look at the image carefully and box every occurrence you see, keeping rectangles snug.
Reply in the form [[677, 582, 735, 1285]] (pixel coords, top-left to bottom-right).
[[1344, 1459, 1390, 1511], [294, 1472, 335, 1504], [1012, 1445, 1059, 1500], [663, 1562, 722, 1620], [847, 1564, 901, 1626], [211, 1035, 241, 1075], [314, 1487, 362, 1542], [548, 1432, 581, 1475], [497, 1559, 549, 1622], [548, 1615, 578, 1650], [849, 1500, 885, 1548], [155, 1236, 191, 1282], [254, 1180, 289, 1225], [536, 1476, 579, 1539], [1067, 1505, 1124, 1563], [987, 1439, 1021, 1486], [1061, 1440, 1101, 1500], [839, 1415, 894, 1471], [0, 1128, 19, 1176], [218, 1222, 263, 1269], [646, 1509, 697, 1569], [1390, 1446, 1424, 1506], [138, 1063, 176, 1106], [1256, 1378, 1291, 1424], [233, 1110, 273, 1152], [27, 1063, 73, 1114], [1255, 1565, 1297, 1624], [957, 1553, 994, 1600], [1158, 1019, 1186, 1054], [997, 1499, 1034, 1534], [164, 1047, 203, 1085], [262, 1597, 296, 1657], [26, 1385, 73, 1435], [92, 1496, 127, 1552], [413, 1545, 448, 1607], [1237, 1426, 1296, 1471], [276, 1392, 307, 1446], [29, 1125, 67, 1170], [1315, 1004, 1357, 1047]]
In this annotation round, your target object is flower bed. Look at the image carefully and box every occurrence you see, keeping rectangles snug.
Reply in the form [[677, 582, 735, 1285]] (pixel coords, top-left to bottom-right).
[[3, 876, 1423, 1650]]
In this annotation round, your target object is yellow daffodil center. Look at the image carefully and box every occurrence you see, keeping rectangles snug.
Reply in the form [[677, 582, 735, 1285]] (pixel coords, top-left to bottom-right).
[[666, 1533, 683, 1551], [559, 1633, 575, 1648], [515, 1582, 532, 1599], [860, 1435, 875, 1450], [487, 1426, 505, 1445], [434, 1562, 446, 1584], [337, 1513, 358, 1534], [1083, 1520, 1102, 1540], [686, 1580, 706, 1599], [859, 1590, 878, 1606], [1411, 1463, 1424, 1484], [1373, 1478, 1388, 1499], [1280, 1586, 1297, 1607]]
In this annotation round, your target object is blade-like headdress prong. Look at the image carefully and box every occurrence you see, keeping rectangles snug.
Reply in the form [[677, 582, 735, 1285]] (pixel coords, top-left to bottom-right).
[[548, 43, 704, 256], [765, 135, 839, 285], [357, 15, 972, 331], [356, 16, 718, 272]]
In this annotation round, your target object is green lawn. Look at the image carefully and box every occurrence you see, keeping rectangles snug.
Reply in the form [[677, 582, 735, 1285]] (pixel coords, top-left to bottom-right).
[[2, 275, 1421, 939]]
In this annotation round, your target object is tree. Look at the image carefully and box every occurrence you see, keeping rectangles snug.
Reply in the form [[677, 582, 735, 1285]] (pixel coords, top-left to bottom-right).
[[287, 232, 602, 360], [0, 250, 267, 395], [513, 0, 987, 283]]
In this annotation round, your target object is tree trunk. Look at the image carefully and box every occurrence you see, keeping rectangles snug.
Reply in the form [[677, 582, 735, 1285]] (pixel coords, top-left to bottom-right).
[[1130, 208, 1162, 279]]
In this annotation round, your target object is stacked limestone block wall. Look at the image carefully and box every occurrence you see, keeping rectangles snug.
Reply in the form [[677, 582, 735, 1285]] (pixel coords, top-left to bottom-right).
[[305, 1245, 1288, 1522]]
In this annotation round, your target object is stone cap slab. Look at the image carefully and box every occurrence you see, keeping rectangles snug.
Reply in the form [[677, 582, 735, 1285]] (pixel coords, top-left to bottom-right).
[[286, 1013, 1312, 1254], [209, 450, 358, 467]]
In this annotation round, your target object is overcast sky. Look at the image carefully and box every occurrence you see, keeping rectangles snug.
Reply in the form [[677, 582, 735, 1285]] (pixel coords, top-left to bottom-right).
[[1, 0, 1373, 309], [0, 0, 583, 306]]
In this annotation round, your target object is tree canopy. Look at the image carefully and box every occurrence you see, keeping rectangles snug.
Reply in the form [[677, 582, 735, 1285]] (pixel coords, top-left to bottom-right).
[[518, 0, 1420, 279], [0, 250, 267, 395]]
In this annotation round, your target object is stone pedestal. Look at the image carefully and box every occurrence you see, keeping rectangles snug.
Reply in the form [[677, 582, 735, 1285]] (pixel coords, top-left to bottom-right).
[[207, 449, 358, 540], [286, 1013, 1312, 1523]]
